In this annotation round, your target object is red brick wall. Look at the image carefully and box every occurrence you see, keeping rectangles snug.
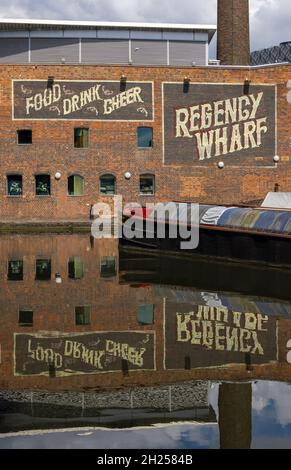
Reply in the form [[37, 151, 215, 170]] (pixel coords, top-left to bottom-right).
[[0, 63, 290, 220]]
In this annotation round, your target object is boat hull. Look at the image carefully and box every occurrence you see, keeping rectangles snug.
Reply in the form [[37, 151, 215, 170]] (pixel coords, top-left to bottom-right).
[[121, 220, 291, 268]]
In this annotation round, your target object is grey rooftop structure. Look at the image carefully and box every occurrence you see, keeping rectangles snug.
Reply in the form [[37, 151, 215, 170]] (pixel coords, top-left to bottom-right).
[[0, 18, 217, 67], [251, 41, 291, 65]]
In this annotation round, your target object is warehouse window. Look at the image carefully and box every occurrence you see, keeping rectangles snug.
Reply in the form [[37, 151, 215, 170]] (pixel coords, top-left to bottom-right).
[[8, 259, 23, 281], [17, 130, 32, 145], [100, 257, 117, 279], [137, 127, 153, 148], [68, 257, 84, 280], [68, 175, 84, 196], [35, 175, 51, 196], [140, 174, 155, 195], [100, 174, 116, 196], [35, 259, 51, 281], [74, 128, 89, 148], [138, 305, 154, 325], [7, 175, 23, 196], [19, 310, 33, 327], [75, 306, 91, 325]]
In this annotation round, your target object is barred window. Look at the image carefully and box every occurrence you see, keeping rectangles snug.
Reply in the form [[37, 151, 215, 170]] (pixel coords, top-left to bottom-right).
[[8, 259, 23, 281], [35, 175, 51, 196], [7, 175, 22, 196]]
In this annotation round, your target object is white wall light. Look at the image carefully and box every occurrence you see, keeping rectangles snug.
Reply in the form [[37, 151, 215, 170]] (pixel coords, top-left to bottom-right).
[[55, 273, 62, 284]]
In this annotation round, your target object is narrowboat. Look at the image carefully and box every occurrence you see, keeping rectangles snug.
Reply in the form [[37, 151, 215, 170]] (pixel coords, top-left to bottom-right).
[[121, 202, 291, 268]]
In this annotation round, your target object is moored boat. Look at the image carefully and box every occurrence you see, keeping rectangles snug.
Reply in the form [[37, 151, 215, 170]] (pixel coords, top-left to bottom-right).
[[121, 202, 291, 268]]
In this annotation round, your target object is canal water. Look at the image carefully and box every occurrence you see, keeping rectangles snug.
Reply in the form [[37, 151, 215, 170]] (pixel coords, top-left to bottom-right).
[[0, 233, 291, 449]]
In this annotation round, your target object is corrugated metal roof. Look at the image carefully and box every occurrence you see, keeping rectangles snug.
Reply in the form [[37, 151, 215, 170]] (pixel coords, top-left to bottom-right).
[[0, 18, 216, 40]]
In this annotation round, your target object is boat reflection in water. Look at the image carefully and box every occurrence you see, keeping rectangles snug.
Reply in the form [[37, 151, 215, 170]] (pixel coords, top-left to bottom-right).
[[0, 234, 291, 448]]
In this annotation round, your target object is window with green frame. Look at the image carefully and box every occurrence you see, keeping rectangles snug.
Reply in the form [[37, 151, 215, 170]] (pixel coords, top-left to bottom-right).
[[68, 175, 84, 196], [74, 128, 89, 148], [100, 257, 117, 278], [68, 257, 84, 279], [75, 306, 91, 325], [100, 174, 116, 196]]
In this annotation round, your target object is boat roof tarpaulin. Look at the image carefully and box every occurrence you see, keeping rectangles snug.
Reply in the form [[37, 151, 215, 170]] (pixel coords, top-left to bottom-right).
[[199, 205, 291, 235], [262, 192, 291, 209], [123, 203, 291, 236]]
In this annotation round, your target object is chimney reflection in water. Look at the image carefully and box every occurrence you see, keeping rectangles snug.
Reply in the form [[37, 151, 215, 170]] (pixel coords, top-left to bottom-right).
[[218, 382, 252, 449]]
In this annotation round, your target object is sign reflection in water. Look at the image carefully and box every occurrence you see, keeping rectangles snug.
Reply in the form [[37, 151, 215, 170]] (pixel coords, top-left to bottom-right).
[[15, 331, 155, 376], [165, 301, 278, 370], [0, 235, 291, 448]]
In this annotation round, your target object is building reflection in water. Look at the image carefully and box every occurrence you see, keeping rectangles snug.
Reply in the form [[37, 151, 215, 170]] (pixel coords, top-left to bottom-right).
[[0, 234, 291, 447]]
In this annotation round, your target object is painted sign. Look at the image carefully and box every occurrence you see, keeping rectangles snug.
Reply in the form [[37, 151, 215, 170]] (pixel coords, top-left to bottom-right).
[[163, 83, 276, 165], [276, 320, 291, 363], [164, 301, 278, 369], [14, 331, 155, 376], [12, 80, 153, 121]]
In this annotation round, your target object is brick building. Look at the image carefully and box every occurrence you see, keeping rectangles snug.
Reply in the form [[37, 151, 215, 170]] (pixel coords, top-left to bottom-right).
[[0, 0, 290, 221]]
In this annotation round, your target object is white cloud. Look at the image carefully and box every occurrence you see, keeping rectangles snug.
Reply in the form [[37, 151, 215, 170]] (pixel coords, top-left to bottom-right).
[[251, 0, 291, 49], [209, 380, 291, 428], [253, 381, 291, 427]]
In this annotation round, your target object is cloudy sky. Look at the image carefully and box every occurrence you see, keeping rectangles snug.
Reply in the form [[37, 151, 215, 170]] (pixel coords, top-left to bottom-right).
[[0, 0, 290, 55]]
